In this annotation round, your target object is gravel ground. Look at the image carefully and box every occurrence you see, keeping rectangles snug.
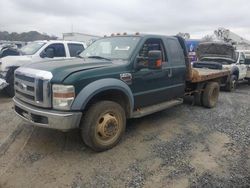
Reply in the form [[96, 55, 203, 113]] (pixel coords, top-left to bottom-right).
[[0, 83, 249, 188], [0, 92, 22, 156]]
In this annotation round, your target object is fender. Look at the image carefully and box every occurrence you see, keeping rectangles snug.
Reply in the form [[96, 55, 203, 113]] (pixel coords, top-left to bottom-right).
[[71, 78, 134, 115]]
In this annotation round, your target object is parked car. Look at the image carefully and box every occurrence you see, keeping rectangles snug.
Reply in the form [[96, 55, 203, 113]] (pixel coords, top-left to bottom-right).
[[0, 40, 86, 96], [195, 42, 247, 91], [0, 44, 20, 58], [13, 34, 230, 151]]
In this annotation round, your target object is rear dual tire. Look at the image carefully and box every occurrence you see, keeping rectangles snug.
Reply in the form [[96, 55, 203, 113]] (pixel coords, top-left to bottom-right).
[[202, 82, 220, 108], [194, 82, 220, 108], [194, 92, 203, 106]]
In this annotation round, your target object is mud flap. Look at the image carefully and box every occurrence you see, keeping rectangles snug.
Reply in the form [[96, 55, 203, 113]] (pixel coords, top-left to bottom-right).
[[0, 78, 8, 90]]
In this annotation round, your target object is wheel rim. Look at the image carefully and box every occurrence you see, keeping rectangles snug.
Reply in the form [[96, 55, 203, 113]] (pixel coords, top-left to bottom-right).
[[95, 112, 121, 145], [211, 87, 219, 104]]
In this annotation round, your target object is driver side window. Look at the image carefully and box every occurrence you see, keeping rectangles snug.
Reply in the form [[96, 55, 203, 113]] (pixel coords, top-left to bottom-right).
[[138, 38, 166, 67], [136, 38, 167, 68], [44, 43, 66, 57]]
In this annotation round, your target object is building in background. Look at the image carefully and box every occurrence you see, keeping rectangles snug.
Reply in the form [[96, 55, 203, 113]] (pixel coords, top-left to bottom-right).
[[62, 32, 100, 46]]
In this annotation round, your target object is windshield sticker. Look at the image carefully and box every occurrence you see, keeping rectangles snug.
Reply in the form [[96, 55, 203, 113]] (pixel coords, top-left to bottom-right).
[[115, 46, 130, 51]]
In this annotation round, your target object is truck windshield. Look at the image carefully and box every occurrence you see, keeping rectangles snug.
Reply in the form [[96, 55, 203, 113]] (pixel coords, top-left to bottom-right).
[[20, 42, 46, 55], [80, 36, 140, 61]]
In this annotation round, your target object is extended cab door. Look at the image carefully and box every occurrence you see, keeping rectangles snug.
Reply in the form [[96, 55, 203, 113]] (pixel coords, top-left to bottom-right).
[[163, 37, 186, 95], [131, 37, 186, 109]]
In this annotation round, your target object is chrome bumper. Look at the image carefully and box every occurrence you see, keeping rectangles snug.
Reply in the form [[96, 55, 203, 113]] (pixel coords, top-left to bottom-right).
[[0, 78, 8, 90], [13, 97, 82, 131]]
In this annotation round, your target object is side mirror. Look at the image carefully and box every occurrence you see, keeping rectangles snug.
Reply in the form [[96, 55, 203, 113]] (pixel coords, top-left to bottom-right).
[[148, 50, 162, 69]]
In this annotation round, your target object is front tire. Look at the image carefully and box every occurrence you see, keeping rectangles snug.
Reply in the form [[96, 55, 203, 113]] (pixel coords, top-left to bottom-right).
[[80, 101, 126, 151]]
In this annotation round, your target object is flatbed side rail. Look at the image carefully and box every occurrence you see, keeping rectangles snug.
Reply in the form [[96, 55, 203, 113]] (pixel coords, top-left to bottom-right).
[[190, 68, 230, 83]]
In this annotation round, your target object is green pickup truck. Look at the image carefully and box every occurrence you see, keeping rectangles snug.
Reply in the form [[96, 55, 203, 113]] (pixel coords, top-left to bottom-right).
[[13, 34, 230, 151]]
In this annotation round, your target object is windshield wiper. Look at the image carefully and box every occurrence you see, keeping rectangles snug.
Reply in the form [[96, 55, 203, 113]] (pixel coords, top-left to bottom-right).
[[87, 56, 111, 61]]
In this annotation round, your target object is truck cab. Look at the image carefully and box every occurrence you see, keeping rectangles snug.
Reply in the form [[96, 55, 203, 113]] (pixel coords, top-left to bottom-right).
[[0, 40, 86, 96], [13, 34, 229, 151]]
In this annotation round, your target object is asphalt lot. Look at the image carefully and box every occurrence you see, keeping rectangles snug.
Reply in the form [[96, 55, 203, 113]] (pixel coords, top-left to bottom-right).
[[0, 83, 249, 188]]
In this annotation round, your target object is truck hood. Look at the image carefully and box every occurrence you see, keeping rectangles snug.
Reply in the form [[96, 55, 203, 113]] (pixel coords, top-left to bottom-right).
[[197, 42, 236, 61], [25, 58, 114, 83], [0, 55, 32, 71]]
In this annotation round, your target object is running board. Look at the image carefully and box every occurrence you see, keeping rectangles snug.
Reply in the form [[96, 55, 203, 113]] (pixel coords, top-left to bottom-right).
[[131, 98, 183, 118]]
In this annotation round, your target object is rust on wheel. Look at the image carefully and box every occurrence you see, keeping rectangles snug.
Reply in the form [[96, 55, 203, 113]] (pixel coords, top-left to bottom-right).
[[81, 101, 126, 151], [95, 112, 121, 145]]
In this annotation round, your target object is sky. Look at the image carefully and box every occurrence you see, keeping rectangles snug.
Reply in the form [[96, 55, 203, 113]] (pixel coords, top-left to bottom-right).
[[1, 0, 250, 40]]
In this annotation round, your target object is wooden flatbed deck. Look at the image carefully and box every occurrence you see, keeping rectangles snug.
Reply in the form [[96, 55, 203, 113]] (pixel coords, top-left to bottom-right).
[[190, 68, 230, 83]]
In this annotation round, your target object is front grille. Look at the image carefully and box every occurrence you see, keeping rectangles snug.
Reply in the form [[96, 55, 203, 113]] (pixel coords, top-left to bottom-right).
[[14, 67, 53, 108], [15, 74, 35, 82], [16, 90, 35, 100]]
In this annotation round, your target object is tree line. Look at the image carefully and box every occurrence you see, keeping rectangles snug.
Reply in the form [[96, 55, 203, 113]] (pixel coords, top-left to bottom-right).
[[0, 31, 58, 42]]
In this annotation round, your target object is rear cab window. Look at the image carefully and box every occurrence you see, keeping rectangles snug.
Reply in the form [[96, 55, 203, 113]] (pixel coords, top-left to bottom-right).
[[67, 43, 85, 57], [164, 38, 185, 66]]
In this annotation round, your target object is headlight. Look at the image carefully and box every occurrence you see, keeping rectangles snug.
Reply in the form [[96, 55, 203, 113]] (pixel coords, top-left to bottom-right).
[[52, 84, 75, 110]]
